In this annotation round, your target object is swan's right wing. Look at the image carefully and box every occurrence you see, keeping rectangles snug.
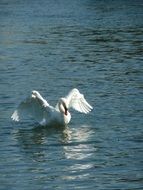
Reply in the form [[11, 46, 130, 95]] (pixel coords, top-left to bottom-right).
[[11, 91, 52, 124], [65, 88, 93, 114]]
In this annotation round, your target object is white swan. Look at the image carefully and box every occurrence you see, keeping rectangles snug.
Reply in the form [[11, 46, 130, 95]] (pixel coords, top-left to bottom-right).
[[11, 88, 93, 126]]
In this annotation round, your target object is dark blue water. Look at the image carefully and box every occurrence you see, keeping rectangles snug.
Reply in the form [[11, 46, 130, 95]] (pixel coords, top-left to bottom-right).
[[0, 0, 143, 189]]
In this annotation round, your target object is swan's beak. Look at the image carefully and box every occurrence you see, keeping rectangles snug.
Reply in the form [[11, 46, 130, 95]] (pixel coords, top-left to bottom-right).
[[62, 101, 68, 115], [65, 107, 68, 116]]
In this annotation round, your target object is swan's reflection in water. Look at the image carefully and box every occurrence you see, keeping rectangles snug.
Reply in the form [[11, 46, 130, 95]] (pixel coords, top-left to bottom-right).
[[63, 126, 95, 160], [62, 126, 96, 180], [13, 124, 67, 162], [13, 123, 96, 180]]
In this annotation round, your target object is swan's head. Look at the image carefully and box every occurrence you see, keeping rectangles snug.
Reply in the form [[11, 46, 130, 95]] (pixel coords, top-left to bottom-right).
[[59, 98, 68, 116]]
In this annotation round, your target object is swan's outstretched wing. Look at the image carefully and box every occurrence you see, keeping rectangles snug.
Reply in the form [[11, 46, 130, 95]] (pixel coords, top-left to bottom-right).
[[11, 91, 52, 124], [65, 88, 93, 114]]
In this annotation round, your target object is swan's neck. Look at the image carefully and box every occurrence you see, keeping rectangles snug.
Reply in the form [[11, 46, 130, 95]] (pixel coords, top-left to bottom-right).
[[63, 111, 71, 124]]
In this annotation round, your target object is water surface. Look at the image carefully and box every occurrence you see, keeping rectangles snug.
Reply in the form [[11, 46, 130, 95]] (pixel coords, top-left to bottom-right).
[[0, 0, 143, 189]]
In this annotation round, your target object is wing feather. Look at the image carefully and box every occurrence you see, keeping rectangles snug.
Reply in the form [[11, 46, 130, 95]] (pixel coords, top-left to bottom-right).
[[65, 88, 93, 114], [11, 91, 52, 123]]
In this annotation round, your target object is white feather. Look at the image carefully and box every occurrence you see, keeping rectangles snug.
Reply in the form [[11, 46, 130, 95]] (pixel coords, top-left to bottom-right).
[[65, 88, 93, 114], [11, 91, 53, 124], [11, 89, 93, 126]]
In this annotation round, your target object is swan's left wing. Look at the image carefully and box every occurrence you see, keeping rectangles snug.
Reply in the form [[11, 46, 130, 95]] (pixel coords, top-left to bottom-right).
[[65, 88, 93, 114], [11, 91, 52, 124]]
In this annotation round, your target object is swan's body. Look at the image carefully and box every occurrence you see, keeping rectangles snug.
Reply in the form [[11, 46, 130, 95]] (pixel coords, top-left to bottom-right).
[[11, 88, 93, 126]]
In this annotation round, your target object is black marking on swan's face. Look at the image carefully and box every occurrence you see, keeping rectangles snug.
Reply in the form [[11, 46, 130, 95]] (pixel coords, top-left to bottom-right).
[[59, 98, 68, 116]]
